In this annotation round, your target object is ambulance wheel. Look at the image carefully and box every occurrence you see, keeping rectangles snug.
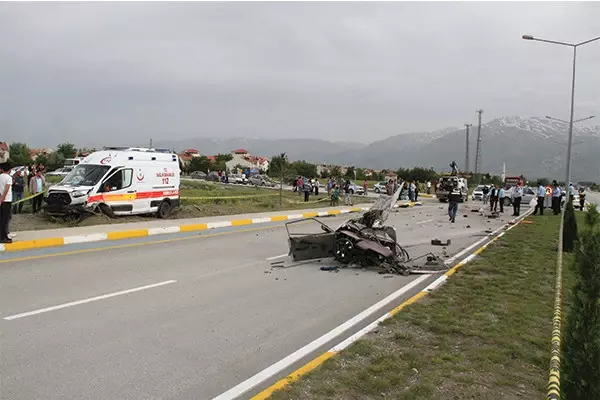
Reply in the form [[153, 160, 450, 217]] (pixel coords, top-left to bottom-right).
[[157, 201, 172, 219]]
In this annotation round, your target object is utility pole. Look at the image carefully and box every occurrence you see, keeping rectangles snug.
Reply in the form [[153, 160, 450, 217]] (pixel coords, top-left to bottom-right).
[[474, 109, 483, 176], [464, 124, 472, 173], [149, 138, 153, 149]]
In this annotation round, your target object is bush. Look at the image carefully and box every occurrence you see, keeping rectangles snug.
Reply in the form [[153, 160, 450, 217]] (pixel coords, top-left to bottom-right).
[[563, 200, 578, 253], [584, 203, 599, 228], [562, 210, 600, 399]]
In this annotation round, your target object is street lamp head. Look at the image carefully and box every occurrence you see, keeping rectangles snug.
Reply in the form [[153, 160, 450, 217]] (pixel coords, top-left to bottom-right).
[[522, 34, 534, 40]]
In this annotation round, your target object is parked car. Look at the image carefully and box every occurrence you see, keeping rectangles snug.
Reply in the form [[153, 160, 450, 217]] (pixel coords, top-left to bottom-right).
[[345, 181, 365, 195], [46, 167, 74, 177], [190, 171, 207, 180], [471, 185, 488, 201], [229, 174, 248, 184], [373, 181, 387, 194], [502, 186, 536, 207], [248, 175, 275, 187]]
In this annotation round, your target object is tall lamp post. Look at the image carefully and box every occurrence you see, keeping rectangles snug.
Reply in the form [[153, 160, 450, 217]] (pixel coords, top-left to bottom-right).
[[546, 115, 594, 147], [522, 34, 600, 189]]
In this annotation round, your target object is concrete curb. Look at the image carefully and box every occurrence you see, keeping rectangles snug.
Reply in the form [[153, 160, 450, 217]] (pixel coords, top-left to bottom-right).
[[248, 208, 534, 400], [0, 207, 370, 253]]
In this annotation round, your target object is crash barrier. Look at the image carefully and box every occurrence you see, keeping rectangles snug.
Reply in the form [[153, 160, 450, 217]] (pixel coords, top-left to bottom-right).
[[0, 206, 370, 253], [547, 211, 566, 400], [249, 209, 535, 400]]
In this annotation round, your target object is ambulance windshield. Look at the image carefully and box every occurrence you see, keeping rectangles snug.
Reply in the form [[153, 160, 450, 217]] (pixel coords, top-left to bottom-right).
[[62, 164, 111, 187]]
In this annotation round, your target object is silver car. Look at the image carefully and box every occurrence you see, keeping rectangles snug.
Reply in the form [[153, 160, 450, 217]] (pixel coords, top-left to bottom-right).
[[502, 186, 537, 207]]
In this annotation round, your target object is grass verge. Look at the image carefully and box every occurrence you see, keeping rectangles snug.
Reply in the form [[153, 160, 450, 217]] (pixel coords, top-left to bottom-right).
[[11, 180, 373, 231], [269, 214, 577, 400]]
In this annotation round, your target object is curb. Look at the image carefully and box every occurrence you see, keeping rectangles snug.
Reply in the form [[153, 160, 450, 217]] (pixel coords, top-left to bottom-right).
[[249, 209, 534, 400], [0, 207, 370, 253]]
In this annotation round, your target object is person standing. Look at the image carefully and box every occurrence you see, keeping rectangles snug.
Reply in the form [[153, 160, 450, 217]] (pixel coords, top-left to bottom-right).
[[12, 170, 25, 214], [363, 180, 369, 196], [0, 163, 13, 243], [568, 183, 576, 203], [448, 183, 461, 223], [534, 182, 546, 215], [489, 185, 498, 212], [344, 179, 353, 206], [29, 170, 46, 214], [414, 181, 420, 202], [314, 178, 319, 197], [552, 181, 562, 215], [512, 184, 523, 216], [498, 185, 505, 213], [482, 185, 490, 205], [408, 181, 416, 202], [579, 186, 586, 211], [426, 180, 431, 194]]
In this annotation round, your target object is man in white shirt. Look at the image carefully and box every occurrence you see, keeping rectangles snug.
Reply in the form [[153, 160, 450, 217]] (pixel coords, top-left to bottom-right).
[[0, 163, 14, 243], [512, 184, 523, 217], [551, 181, 562, 215], [534, 182, 546, 215]]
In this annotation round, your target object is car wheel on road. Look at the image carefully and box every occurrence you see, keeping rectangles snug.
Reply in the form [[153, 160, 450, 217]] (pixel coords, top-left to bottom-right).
[[334, 237, 354, 264], [375, 188, 380, 194], [157, 201, 172, 219]]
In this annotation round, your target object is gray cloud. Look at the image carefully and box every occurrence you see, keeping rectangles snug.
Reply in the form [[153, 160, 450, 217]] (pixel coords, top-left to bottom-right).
[[1, 2, 599, 147]]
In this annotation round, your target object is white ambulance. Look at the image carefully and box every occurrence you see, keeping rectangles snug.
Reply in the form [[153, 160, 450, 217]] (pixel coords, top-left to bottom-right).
[[46, 147, 180, 218]]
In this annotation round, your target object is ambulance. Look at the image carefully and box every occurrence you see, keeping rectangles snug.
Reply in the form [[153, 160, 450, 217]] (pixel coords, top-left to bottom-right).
[[45, 147, 180, 218]]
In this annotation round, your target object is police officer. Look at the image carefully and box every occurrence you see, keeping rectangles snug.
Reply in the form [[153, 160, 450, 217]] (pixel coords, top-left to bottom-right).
[[448, 183, 461, 223], [498, 185, 505, 213], [551, 181, 562, 215], [512, 184, 523, 216], [489, 185, 498, 212], [534, 181, 546, 215]]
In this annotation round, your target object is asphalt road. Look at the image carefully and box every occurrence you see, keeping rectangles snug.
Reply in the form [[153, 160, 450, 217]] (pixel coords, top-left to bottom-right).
[[0, 199, 511, 400]]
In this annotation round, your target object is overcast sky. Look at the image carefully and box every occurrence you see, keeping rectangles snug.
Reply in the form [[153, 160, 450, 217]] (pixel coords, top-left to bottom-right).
[[1, 2, 599, 148]]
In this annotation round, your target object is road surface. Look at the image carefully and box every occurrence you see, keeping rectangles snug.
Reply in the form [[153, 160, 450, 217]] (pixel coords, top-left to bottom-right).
[[1, 199, 511, 400]]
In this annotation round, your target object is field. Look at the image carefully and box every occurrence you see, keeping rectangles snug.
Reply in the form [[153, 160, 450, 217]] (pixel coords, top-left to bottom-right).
[[10, 178, 374, 232], [269, 214, 576, 400]]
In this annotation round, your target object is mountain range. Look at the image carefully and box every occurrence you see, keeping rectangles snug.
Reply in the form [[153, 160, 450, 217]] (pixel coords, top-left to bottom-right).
[[155, 116, 600, 181]]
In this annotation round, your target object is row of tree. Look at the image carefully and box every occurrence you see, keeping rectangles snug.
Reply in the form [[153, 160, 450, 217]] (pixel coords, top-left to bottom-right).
[[8, 143, 79, 171], [185, 154, 234, 174]]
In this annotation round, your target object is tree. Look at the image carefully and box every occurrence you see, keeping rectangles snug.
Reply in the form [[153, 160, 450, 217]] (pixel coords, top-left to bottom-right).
[[330, 165, 341, 178], [344, 166, 355, 180], [355, 168, 366, 181], [189, 156, 212, 173], [269, 153, 293, 208], [213, 153, 232, 172], [8, 143, 33, 167], [57, 143, 77, 159], [563, 200, 579, 253], [290, 160, 317, 179], [562, 207, 600, 400]]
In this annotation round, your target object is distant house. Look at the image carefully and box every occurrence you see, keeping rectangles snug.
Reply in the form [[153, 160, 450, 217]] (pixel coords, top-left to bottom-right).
[[0, 142, 8, 163], [29, 148, 54, 162], [177, 149, 200, 168], [225, 149, 270, 173]]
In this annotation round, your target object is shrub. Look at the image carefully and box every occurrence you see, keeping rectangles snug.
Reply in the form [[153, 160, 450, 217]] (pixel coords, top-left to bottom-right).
[[563, 200, 578, 252]]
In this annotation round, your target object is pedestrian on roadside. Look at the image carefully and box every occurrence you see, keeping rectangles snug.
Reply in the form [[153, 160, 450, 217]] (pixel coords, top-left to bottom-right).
[[408, 181, 416, 202], [426, 180, 431, 194], [331, 184, 340, 206], [385, 179, 393, 196], [296, 176, 303, 196], [482, 185, 490, 205], [11, 170, 25, 214], [448, 182, 461, 223], [314, 178, 319, 196], [303, 180, 311, 202], [344, 179, 353, 206], [534, 181, 546, 215], [552, 181, 562, 215], [414, 181, 420, 202], [489, 185, 499, 212], [0, 163, 13, 243], [363, 179, 369, 196], [579, 186, 586, 211], [512, 183, 523, 216], [568, 183, 576, 203], [29, 170, 45, 214], [498, 185, 505, 213]]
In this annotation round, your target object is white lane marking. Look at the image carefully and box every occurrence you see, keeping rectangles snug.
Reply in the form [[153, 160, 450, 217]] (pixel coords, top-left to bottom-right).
[[211, 275, 429, 400], [286, 214, 304, 220], [63, 233, 109, 245], [148, 226, 180, 236], [417, 219, 434, 224], [317, 211, 329, 217], [331, 312, 389, 352], [266, 253, 288, 261], [423, 275, 448, 292], [4, 280, 177, 321]]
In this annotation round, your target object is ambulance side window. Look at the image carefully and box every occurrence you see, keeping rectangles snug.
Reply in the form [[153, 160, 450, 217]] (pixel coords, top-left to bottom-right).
[[100, 169, 133, 192]]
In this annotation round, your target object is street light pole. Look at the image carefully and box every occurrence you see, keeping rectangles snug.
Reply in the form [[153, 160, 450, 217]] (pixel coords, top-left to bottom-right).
[[522, 34, 600, 187]]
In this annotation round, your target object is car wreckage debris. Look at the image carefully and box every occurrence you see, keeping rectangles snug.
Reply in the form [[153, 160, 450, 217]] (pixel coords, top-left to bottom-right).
[[431, 238, 451, 246]]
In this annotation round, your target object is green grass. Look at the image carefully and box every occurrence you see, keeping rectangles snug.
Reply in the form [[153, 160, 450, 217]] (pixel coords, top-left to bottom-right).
[[269, 214, 579, 400]]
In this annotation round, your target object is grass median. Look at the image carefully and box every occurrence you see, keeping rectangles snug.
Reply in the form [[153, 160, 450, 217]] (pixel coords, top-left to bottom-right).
[[270, 214, 575, 400]]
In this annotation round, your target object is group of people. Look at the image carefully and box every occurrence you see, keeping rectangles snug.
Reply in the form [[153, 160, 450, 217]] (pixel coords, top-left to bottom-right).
[[535, 181, 587, 216], [293, 176, 321, 202], [0, 163, 48, 244], [326, 178, 355, 206]]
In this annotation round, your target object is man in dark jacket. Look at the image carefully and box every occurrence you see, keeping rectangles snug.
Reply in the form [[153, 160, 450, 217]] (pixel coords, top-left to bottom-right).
[[12, 170, 25, 214], [448, 183, 461, 223]]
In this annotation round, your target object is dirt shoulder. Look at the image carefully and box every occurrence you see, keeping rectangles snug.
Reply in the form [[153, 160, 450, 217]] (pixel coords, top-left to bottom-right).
[[270, 215, 572, 400]]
